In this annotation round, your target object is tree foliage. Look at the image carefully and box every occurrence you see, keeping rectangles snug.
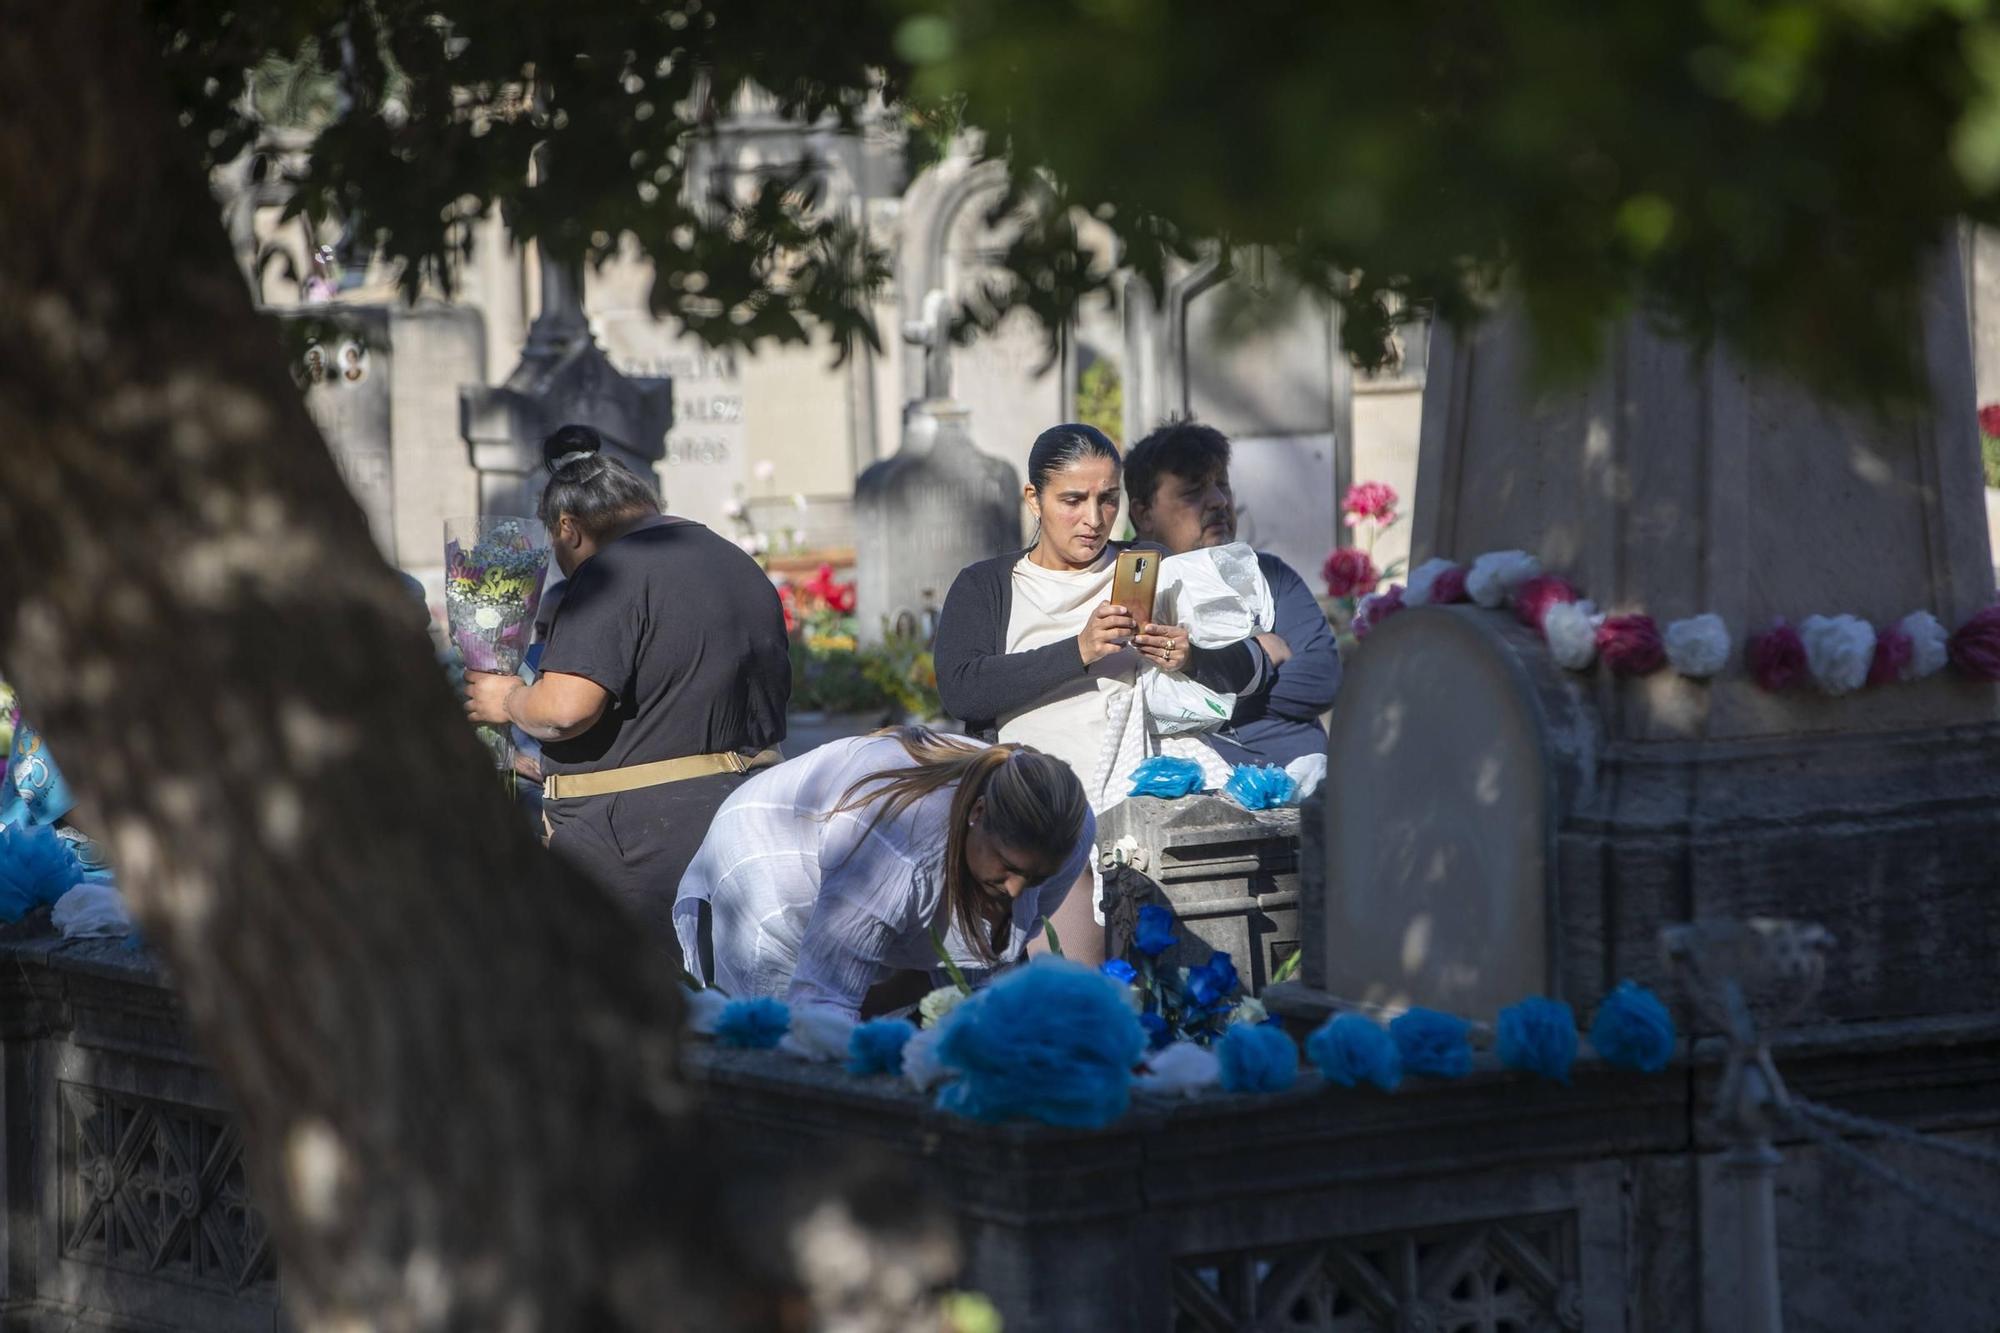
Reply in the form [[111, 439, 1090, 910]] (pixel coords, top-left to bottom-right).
[[155, 0, 2000, 402]]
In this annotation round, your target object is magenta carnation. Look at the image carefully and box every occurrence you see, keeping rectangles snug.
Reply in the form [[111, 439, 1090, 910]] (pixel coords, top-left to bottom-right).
[[1595, 614, 1665, 676], [1513, 575, 1579, 631], [1948, 605, 2000, 681], [1342, 481, 1399, 526], [1867, 625, 1913, 687], [1429, 565, 1469, 605], [1354, 584, 1406, 638], [1748, 619, 1808, 692], [1323, 547, 1379, 598]]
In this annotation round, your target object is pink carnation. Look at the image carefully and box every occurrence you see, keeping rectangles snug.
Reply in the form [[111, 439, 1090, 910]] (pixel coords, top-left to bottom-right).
[[1354, 584, 1406, 639], [1748, 619, 1807, 692], [1949, 605, 2000, 680], [1595, 614, 1665, 675], [1513, 575, 1579, 631], [1342, 481, 1399, 526], [1323, 546, 1379, 598], [1429, 565, 1469, 605], [1981, 403, 2000, 440], [1867, 625, 1913, 687]]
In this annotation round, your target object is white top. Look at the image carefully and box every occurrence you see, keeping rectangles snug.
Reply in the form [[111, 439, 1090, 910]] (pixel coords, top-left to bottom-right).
[[672, 734, 1095, 1017], [997, 550, 1139, 809]]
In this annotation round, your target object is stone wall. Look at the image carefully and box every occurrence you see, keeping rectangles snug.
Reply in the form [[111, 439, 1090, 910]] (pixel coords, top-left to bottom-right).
[[7, 932, 2000, 1332]]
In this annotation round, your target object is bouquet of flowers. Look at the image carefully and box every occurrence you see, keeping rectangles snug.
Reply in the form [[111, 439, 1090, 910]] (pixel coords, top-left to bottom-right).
[[1100, 904, 1265, 1049], [443, 517, 550, 771]]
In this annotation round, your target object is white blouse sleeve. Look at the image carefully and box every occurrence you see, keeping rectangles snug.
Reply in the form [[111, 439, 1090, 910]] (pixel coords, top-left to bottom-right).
[[782, 806, 927, 1018]]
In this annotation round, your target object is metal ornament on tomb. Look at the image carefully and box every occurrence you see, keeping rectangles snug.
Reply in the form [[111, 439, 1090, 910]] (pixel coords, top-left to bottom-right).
[[853, 396, 1021, 647]]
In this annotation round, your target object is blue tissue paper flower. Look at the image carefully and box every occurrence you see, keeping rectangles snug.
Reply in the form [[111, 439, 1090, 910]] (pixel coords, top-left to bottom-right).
[[847, 1018, 917, 1076], [1496, 996, 1578, 1084], [936, 957, 1147, 1129], [1100, 959, 1137, 985], [715, 997, 790, 1050], [1217, 1022, 1298, 1094], [1139, 1011, 1172, 1050], [1223, 764, 1298, 811], [1135, 904, 1178, 956], [1590, 980, 1677, 1074], [1306, 1013, 1402, 1091], [1184, 952, 1239, 1011], [0, 822, 83, 924], [1129, 754, 1207, 799], [1389, 1007, 1473, 1079]]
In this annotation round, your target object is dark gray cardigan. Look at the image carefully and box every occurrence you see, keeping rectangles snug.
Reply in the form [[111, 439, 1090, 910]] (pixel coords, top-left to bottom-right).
[[933, 544, 1267, 741]]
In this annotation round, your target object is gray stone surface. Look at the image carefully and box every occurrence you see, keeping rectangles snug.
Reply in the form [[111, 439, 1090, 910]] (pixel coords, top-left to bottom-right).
[[6, 937, 2000, 1331], [1097, 795, 1301, 990], [852, 401, 1021, 645]]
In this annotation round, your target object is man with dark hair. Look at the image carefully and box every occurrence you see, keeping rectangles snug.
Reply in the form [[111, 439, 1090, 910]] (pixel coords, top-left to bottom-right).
[[1125, 419, 1341, 766]]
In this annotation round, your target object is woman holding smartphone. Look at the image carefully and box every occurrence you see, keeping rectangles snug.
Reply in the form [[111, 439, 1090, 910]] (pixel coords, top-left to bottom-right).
[[931, 423, 1268, 964]]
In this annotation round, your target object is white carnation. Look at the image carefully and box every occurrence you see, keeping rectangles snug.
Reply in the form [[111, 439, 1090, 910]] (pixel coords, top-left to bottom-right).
[[1228, 996, 1270, 1027], [683, 986, 728, 1037], [1899, 610, 1949, 680], [918, 985, 968, 1028], [901, 1025, 953, 1092], [1404, 557, 1458, 607], [778, 1004, 856, 1063], [1800, 614, 1876, 696], [1664, 614, 1731, 678], [1543, 599, 1601, 671], [1466, 550, 1541, 608], [1134, 1041, 1221, 1098]]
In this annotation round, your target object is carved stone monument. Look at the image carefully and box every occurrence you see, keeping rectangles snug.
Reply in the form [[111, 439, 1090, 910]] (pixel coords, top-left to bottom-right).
[[1287, 246, 2000, 1029], [852, 395, 1021, 647], [460, 256, 673, 516]]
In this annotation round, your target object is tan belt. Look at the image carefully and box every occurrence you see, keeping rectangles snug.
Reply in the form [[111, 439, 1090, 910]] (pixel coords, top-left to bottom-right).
[[542, 748, 782, 801]]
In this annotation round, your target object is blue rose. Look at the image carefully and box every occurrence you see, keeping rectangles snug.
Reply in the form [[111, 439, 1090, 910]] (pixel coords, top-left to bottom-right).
[[1389, 1006, 1472, 1079], [1100, 959, 1138, 985], [1184, 952, 1239, 1011], [1135, 904, 1178, 957], [1139, 1011, 1172, 1050]]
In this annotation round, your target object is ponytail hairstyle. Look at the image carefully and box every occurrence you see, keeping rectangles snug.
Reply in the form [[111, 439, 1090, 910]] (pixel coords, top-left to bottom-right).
[[537, 423, 660, 537], [827, 726, 1088, 961]]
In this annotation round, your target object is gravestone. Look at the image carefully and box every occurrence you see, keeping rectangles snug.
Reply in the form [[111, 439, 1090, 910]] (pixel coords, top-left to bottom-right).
[[291, 305, 395, 554], [460, 257, 672, 517], [1282, 246, 2000, 1028], [852, 400, 1021, 646]]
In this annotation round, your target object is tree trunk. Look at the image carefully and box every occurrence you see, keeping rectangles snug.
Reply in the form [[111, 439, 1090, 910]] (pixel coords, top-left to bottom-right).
[[0, 4, 804, 1327]]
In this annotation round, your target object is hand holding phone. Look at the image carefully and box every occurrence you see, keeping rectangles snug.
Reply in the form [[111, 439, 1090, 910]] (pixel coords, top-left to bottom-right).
[[1078, 602, 1136, 666]]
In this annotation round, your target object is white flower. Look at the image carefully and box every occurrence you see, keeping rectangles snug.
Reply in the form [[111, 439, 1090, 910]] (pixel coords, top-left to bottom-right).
[[1227, 996, 1269, 1027], [1543, 599, 1601, 670], [1800, 614, 1875, 696], [473, 606, 503, 630], [753, 459, 777, 483], [918, 985, 968, 1028], [734, 534, 765, 557], [1899, 610, 1949, 680], [722, 498, 746, 520], [1134, 1041, 1220, 1097], [1405, 557, 1458, 607], [683, 986, 728, 1037], [1664, 614, 1731, 678], [792, 492, 809, 512], [1466, 550, 1541, 608], [779, 1004, 856, 1063], [901, 1025, 953, 1092]]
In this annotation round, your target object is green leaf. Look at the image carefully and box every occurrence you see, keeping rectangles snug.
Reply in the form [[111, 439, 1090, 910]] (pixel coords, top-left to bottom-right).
[[929, 926, 973, 995], [1041, 915, 1063, 958], [1270, 949, 1303, 986]]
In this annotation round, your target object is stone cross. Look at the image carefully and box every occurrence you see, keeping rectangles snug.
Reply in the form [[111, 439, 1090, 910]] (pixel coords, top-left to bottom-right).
[[900, 288, 954, 403]]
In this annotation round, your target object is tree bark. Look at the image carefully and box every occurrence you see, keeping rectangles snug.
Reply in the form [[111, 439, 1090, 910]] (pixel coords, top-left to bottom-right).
[[0, 4, 793, 1327]]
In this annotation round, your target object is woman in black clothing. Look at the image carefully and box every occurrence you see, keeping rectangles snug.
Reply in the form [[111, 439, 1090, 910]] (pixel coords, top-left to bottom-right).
[[931, 423, 1267, 963], [464, 425, 791, 943]]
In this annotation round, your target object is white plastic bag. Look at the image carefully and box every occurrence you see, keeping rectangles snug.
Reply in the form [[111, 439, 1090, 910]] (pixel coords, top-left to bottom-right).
[[51, 881, 132, 939], [1141, 543, 1275, 735]]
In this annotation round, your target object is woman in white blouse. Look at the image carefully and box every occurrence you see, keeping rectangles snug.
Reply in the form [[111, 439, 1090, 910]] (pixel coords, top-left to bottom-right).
[[673, 727, 1094, 1019]]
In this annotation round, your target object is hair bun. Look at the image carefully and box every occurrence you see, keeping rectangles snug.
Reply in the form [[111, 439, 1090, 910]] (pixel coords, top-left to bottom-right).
[[542, 423, 606, 473]]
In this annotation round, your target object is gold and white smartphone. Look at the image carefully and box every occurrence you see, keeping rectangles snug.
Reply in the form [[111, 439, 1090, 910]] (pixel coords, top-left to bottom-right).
[[1112, 549, 1161, 627]]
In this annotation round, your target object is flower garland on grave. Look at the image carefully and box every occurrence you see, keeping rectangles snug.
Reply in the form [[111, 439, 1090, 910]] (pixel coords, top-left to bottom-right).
[[1344, 548, 2000, 691], [679, 901, 1684, 1130]]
